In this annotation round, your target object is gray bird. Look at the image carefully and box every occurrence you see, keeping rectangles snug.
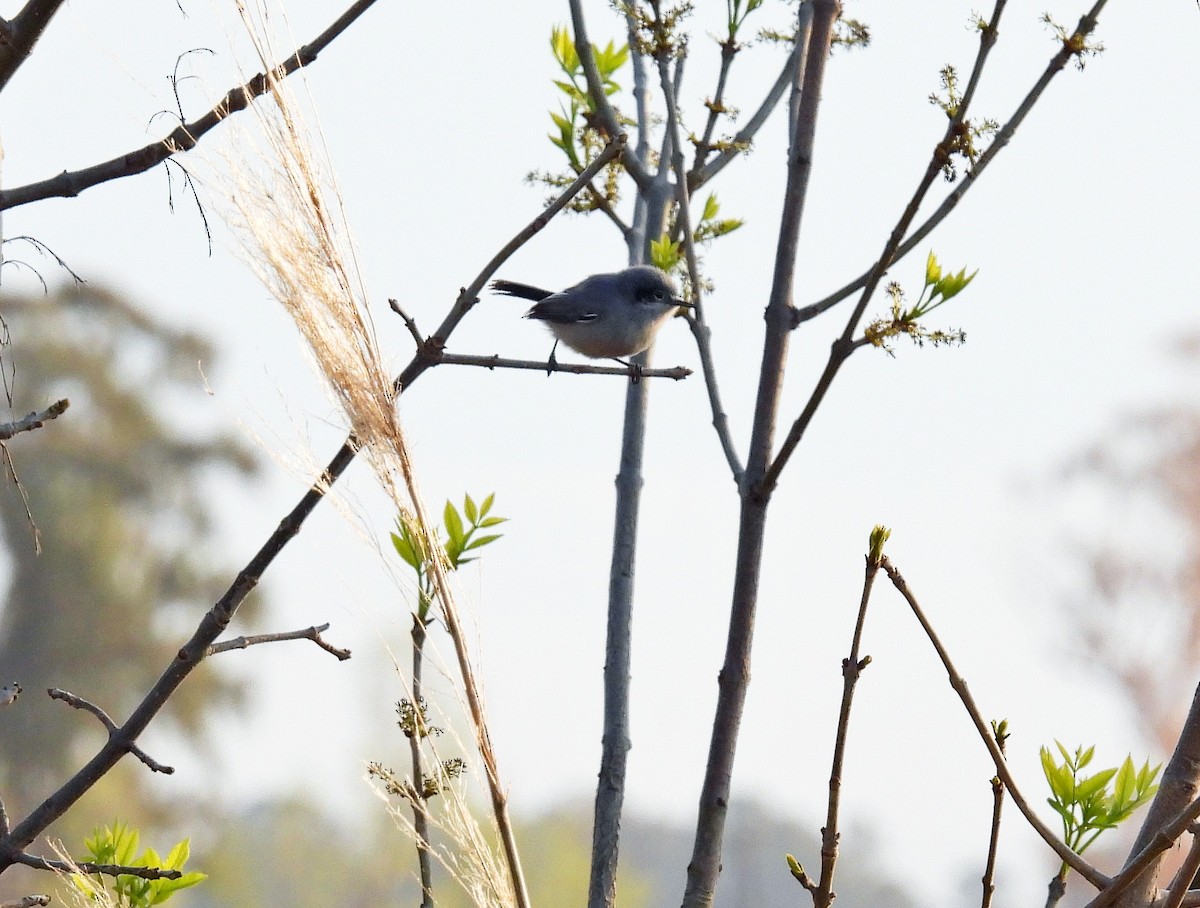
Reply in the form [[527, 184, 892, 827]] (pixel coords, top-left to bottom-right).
[[492, 265, 691, 363]]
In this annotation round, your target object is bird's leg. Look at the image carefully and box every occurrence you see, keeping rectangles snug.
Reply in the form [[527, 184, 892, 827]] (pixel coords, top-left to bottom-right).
[[610, 356, 642, 384], [546, 340, 560, 377]]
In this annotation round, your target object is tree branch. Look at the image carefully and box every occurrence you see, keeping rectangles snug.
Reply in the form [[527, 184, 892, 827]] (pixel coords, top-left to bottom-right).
[[0, 0, 383, 212], [761, 0, 1015, 494], [1163, 825, 1200, 908], [0, 895, 50, 908], [0, 399, 68, 441], [681, 4, 828, 906], [691, 35, 805, 190], [207, 623, 351, 660], [47, 689, 173, 774], [1088, 685, 1200, 908], [437, 352, 690, 381], [568, 0, 653, 190], [10, 852, 181, 880], [654, 19, 743, 483], [0, 0, 68, 91], [794, 0, 1107, 324], [814, 549, 880, 908], [879, 557, 1110, 890]]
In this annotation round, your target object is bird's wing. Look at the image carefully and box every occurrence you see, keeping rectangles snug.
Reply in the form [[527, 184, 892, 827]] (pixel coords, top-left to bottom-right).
[[491, 279, 553, 302], [524, 295, 600, 324]]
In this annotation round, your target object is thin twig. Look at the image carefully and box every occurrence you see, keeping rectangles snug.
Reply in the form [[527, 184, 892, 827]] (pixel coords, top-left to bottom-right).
[[762, 0, 1016, 496], [981, 727, 1008, 908], [651, 8, 744, 482], [794, 0, 1108, 324], [814, 551, 881, 908], [207, 623, 351, 660], [387, 299, 425, 348], [0, 0, 382, 212], [47, 689, 174, 774], [0, 442, 41, 553], [438, 352, 690, 381], [0, 136, 618, 875], [690, 37, 739, 177], [691, 35, 804, 189], [0, 399, 68, 440], [879, 557, 1109, 890]]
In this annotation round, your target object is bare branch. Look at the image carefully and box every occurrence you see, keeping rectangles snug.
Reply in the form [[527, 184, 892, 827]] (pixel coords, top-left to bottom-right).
[[1085, 687, 1200, 908], [1162, 825, 1200, 908], [0, 895, 50, 908], [439, 352, 689, 381], [814, 550, 881, 908], [795, 0, 1107, 324], [761, 0, 1017, 494], [879, 557, 1110, 890], [47, 689, 174, 774], [0, 399, 68, 441], [651, 11, 744, 483], [682, 4, 829, 906], [388, 299, 426, 348], [691, 36, 804, 190], [1084, 794, 1200, 908], [0, 0, 68, 90], [0, 0, 383, 212], [12, 852, 181, 881], [207, 623, 351, 661], [567, 0, 653, 190], [981, 726, 1009, 908], [0, 124, 614, 880]]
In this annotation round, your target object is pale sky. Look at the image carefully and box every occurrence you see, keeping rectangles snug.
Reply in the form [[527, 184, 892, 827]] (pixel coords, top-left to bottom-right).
[[2, 1, 1199, 905]]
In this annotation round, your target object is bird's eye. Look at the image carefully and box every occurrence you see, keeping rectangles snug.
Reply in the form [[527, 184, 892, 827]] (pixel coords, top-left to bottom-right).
[[654, 290, 664, 300]]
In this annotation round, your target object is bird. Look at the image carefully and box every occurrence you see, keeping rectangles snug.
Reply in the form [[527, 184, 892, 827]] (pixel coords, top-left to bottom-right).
[[492, 265, 691, 365]]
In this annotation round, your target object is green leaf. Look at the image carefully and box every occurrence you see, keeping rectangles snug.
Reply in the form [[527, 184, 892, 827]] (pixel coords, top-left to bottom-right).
[[163, 839, 190, 871], [1074, 767, 1116, 802], [650, 234, 682, 272], [925, 250, 942, 287], [390, 532, 419, 570], [444, 501, 464, 548], [464, 494, 478, 525], [480, 492, 496, 517], [478, 516, 508, 528], [464, 534, 503, 551], [702, 193, 720, 222]]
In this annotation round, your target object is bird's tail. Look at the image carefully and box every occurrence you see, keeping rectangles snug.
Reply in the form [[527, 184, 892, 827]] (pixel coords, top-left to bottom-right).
[[490, 279, 553, 302]]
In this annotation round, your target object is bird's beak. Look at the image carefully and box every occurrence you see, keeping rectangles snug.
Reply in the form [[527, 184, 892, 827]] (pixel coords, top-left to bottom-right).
[[674, 298, 695, 310]]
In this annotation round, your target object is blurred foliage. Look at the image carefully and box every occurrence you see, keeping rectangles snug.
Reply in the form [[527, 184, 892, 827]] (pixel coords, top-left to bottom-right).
[[0, 285, 258, 811]]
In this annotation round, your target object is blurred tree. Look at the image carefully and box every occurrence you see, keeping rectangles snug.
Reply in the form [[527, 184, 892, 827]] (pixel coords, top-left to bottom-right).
[[0, 284, 258, 814], [1053, 340, 1200, 754]]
